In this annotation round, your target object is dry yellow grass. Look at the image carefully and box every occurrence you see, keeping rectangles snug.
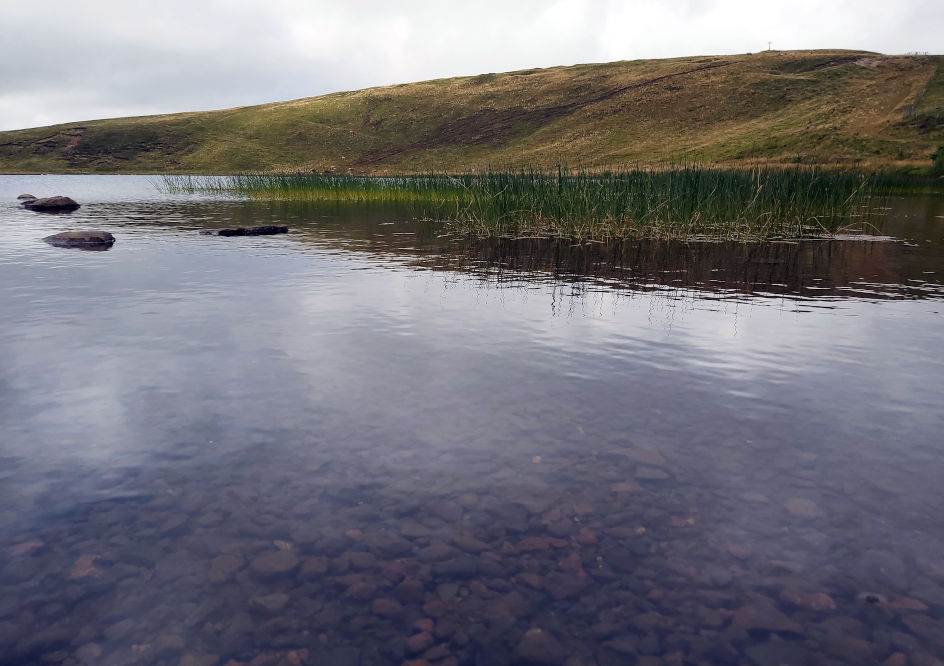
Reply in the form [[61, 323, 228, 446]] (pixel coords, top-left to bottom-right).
[[0, 50, 940, 173]]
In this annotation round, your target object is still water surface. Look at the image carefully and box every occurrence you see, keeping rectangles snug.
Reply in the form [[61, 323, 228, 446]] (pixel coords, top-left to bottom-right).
[[1, 176, 943, 666]]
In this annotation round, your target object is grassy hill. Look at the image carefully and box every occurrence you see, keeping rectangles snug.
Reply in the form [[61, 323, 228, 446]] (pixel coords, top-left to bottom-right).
[[0, 50, 941, 174]]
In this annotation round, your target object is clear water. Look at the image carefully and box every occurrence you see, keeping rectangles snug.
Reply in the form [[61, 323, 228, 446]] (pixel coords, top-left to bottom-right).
[[1, 175, 943, 666]]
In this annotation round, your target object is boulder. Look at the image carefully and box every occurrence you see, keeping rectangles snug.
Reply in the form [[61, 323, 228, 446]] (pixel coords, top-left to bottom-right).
[[199, 225, 289, 236], [43, 231, 115, 249], [16, 194, 37, 201], [23, 196, 80, 212]]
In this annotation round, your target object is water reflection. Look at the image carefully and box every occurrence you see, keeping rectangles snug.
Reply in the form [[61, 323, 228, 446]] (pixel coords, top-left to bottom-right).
[[0, 177, 943, 666]]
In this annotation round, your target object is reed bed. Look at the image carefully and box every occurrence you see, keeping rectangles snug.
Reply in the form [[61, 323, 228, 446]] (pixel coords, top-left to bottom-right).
[[162, 167, 881, 241]]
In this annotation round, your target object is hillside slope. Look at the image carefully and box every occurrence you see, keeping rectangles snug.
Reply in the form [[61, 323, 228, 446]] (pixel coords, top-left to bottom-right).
[[0, 50, 941, 174]]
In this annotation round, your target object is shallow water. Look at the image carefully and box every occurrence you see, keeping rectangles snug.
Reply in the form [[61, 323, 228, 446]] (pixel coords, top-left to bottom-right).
[[1, 175, 943, 666]]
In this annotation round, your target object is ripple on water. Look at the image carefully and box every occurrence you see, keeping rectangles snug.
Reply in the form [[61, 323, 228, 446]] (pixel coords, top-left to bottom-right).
[[0, 177, 943, 664]]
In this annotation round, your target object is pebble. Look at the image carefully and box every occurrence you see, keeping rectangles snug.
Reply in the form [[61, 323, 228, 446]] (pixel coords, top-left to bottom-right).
[[371, 597, 405, 618], [610, 481, 643, 493], [743, 641, 808, 666], [779, 588, 836, 610], [889, 596, 929, 611], [603, 635, 636, 654], [545, 571, 588, 599], [456, 493, 479, 507], [436, 582, 460, 601], [250, 550, 299, 578], [785, 497, 823, 518], [413, 618, 434, 633], [344, 581, 378, 600], [884, 653, 908, 666], [422, 600, 446, 617], [518, 572, 545, 589], [742, 492, 769, 503], [298, 556, 328, 578], [11, 541, 44, 556], [731, 600, 804, 635], [903, 614, 944, 646], [432, 556, 479, 578], [406, 632, 434, 653], [209, 553, 243, 583], [153, 634, 186, 658], [75, 643, 103, 661], [104, 618, 136, 641], [418, 544, 456, 562], [635, 467, 671, 481], [515, 627, 566, 665], [70, 554, 102, 579], [452, 535, 490, 553], [394, 577, 426, 604], [669, 516, 695, 528], [251, 593, 290, 613], [825, 634, 877, 662], [575, 527, 597, 545], [623, 448, 667, 466], [346, 551, 379, 569], [400, 521, 432, 538], [422, 644, 451, 660], [428, 501, 463, 521], [179, 654, 219, 666], [518, 536, 568, 552], [636, 658, 663, 666]]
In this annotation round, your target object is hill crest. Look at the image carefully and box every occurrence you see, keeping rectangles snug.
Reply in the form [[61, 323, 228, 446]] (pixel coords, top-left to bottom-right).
[[0, 50, 941, 173]]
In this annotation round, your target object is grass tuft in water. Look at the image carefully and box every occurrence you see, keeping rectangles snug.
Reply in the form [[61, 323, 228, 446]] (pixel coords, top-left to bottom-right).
[[162, 166, 883, 241]]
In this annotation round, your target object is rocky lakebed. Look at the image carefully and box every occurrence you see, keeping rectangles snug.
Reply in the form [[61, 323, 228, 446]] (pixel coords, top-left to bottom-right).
[[1, 176, 942, 666]]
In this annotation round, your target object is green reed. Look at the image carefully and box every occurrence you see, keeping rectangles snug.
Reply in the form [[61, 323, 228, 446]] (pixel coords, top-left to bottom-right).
[[161, 166, 882, 241]]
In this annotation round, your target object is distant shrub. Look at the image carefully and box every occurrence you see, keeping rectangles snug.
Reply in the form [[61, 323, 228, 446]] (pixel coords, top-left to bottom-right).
[[932, 145, 944, 174]]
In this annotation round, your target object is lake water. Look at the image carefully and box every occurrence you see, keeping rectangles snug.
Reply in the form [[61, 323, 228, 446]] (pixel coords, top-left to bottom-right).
[[1, 175, 943, 666]]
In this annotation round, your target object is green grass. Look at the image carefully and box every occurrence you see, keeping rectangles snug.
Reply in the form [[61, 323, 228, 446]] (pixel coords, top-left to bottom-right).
[[1, 50, 942, 174], [162, 166, 884, 241]]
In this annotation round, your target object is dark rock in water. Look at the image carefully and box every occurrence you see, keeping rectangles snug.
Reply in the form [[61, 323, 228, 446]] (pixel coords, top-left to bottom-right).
[[23, 196, 80, 212], [43, 231, 115, 249], [245, 225, 289, 235], [199, 225, 289, 236], [200, 228, 246, 237], [16, 194, 37, 200]]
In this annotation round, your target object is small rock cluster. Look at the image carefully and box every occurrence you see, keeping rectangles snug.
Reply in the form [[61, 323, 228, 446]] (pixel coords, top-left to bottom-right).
[[16, 195, 291, 249], [16, 194, 116, 249]]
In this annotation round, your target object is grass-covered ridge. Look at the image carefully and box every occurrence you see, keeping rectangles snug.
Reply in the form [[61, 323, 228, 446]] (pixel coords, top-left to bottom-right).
[[163, 167, 882, 241], [1, 50, 942, 173]]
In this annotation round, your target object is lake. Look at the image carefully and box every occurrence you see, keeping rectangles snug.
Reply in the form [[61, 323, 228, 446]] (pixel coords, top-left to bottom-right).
[[1, 175, 943, 666]]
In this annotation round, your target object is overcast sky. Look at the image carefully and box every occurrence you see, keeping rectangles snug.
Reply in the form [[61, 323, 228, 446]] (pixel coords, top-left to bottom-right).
[[1, 0, 941, 131]]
